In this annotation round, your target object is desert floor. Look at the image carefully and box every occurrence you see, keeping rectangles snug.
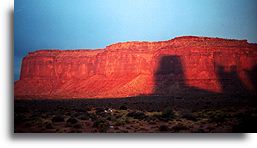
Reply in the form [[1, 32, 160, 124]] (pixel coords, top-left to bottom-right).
[[14, 95, 257, 133]]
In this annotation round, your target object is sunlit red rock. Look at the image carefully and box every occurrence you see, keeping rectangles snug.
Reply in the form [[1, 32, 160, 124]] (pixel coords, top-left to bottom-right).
[[14, 36, 257, 99]]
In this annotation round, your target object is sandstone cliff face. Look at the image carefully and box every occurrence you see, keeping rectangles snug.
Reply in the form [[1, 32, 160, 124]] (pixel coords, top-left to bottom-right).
[[14, 36, 257, 99]]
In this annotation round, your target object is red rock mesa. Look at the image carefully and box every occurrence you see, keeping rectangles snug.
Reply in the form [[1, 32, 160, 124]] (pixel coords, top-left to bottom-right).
[[14, 36, 257, 99]]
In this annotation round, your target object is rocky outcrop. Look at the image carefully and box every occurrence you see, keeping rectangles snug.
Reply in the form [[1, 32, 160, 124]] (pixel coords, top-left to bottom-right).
[[14, 36, 257, 99]]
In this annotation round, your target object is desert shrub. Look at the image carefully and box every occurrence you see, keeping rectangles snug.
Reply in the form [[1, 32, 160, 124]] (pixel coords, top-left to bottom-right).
[[93, 119, 105, 127], [95, 107, 105, 114], [145, 112, 162, 121], [77, 114, 89, 120], [144, 116, 157, 122], [159, 125, 169, 132], [209, 112, 228, 123], [89, 113, 97, 121], [181, 113, 197, 121], [113, 109, 128, 117], [105, 114, 117, 121], [114, 117, 127, 126], [148, 120, 157, 124], [106, 115, 112, 121], [127, 111, 146, 119], [98, 124, 109, 132], [119, 105, 128, 110], [71, 112, 81, 117], [66, 117, 80, 127], [67, 117, 79, 124], [42, 120, 53, 129], [72, 123, 82, 129], [52, 115, 65, 122], [65, 112, 71, 116], [160, 107, 175, 120], [172, 123, 188, 132], [93, 119, 109, 132]]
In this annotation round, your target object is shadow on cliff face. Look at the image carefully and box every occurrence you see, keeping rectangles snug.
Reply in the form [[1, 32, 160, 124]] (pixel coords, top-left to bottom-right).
[[154, 55, 214, 97], [247, 66, 257, 91], [215, 65, 247, 95], [154, 55, 185, 95], [153, 55, 257, 97], [214, 64, 257, 96]]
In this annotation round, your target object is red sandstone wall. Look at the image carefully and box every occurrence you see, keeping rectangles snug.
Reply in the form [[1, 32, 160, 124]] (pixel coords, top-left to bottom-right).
[[14, 36, 257, 99]]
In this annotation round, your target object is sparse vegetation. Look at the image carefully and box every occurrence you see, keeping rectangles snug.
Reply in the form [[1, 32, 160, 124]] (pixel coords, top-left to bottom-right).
[[42, 120, 53, 129], [14, 97, 257, 133], [209, 111, 228, 123], [172, 123, 188, 132], [159, 125, 169, 132], [160, 107, 175, 120], [181, 113, 197, 121], [119, 105, 128, 110], [66, 117, 80, 127], [127, 111, 146, 119], [52, 115, 65, 122], [93, 119, 109, 132]]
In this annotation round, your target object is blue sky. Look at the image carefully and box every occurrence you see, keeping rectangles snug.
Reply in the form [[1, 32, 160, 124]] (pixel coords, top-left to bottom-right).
[[14, 0, 257, 80]]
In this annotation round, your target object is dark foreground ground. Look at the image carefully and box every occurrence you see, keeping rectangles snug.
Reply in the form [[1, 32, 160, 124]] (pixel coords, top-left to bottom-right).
[[14, 95, 257, 133]]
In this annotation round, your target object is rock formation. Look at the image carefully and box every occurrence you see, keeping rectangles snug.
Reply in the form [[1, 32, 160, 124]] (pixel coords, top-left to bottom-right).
[[14, 36, 257, 99]]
